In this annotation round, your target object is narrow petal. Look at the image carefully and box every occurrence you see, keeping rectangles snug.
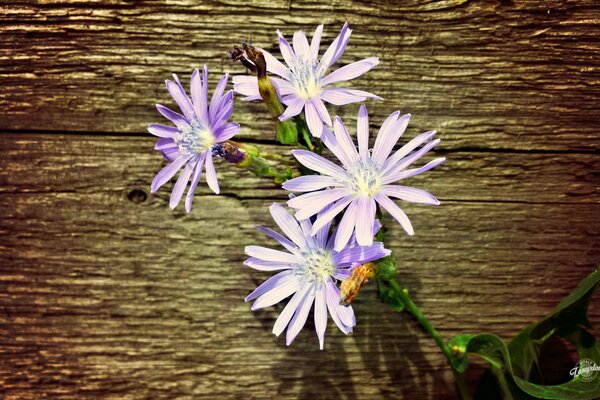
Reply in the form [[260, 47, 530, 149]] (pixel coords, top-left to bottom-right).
[[319, 22, 350, 69], [311, 97, 332, 127], [272, 284, 310, 337], [395, 157, 446, 181], [272, 77, 295, 96], [381, 138, 441, 184], [156, 104, 188, 128], [277, 32, 296, 67], [320, 129, 354, 170], [286, 289, 315, 345], [260, 48, 291, 79], [315, 202, 334, 248], [190, 69, 207, 125], [244, 257, 293, 271], [245, 270, 293, 302], [282, 175, 340, 192], [310, 24, 324, 61], [278, 98, 305, 121], [325, 280, 354, 333], [150, 154, 190, 193], [185, 154, 206, 212], [154, 137, 176, 151], [320, 88, 380, 106], [333, 116, 359, 165], [166, 79, 195, 121], [355, 196, 376, 246], [269, 203, 309, 249], [321, 57, 379, 86], [210, 91, 234, 129], [305, 102, 323, 138], [204, 153, 220, 194], [161, 146, 180, 162], [245, 245, 303, 264], [199, 65, 209, 123], [372, 114, 411, 166], [329, 24, 352, 66], [382, 185, 440, 205], [381, 130, 437, 174], [232, 80, 260, 97], [292, 30, 311, 60], [214, 122, 240, 141], [209, 73, 229, 120], [371, 111, 400, 165], [334, 199, 358, 252], [288, 188, 353, 220], [255, 226, 299, 255], [148, 123, 178, 138], [333, 242, 391, 265], [169, 162, 194, 209], [357, 104, 369, 159], [252, 275, 301, 311], [314, 284, 327, 350], [375, 193, 414, 235], [291, 149, 347, 180], [310, 195, 354, 235], [326, 282, 355, 328]]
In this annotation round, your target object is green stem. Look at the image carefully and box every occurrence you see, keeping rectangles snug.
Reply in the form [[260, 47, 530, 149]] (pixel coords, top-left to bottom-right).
[[388, 279, 472, 400]]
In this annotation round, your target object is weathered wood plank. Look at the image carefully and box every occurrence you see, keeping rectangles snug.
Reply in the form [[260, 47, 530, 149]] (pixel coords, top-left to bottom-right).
[[0, 133, 599, 399], [1, 133, 599, 204], [1, 1, 599, 150]]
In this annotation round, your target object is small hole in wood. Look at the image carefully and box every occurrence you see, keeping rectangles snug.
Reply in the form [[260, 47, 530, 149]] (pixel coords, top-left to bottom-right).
[[128, 188, 147, 204]]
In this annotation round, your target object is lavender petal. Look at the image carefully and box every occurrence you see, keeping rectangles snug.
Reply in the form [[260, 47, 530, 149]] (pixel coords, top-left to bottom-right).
[[269, 203, 309, 250], [321, 57, 379, 86], [272, 284, 310, 337], [169, 162, 194, 209], [382, 185, 440, 205], [291, 149, 347, 180], [150, 154, 190, 193], [375, 193, 414, 235]]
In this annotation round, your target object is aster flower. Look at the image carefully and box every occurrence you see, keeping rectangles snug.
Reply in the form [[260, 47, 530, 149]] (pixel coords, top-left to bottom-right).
[[282, 105, 445, 251], [245, 203, 390, 349], [233, 23, 381, 138], [149, 66, 240, 212]]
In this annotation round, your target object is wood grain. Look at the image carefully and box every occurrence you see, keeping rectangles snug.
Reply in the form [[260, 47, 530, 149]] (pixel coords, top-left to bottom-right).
[[1, 1, 599, 150], [1, 0, 599, 398], [1, 133, 599, 399]]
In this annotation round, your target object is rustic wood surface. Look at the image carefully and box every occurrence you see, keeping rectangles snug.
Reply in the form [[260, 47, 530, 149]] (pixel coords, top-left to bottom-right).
[[1, 0, 599, 399]]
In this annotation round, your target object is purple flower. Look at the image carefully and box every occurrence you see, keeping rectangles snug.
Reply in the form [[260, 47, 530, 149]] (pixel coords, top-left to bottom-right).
[[282, 105, 445, 251], [233, 23, 381, 138], [245, 203, 390, 349], [148, 66, 240, 212]]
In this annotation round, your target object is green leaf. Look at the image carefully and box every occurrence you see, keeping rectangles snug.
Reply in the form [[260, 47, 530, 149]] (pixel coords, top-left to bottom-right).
[[449, 266, 600, 400]]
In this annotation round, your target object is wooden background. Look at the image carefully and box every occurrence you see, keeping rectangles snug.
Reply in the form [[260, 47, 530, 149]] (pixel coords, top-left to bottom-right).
[[1, 0, 599, 398]]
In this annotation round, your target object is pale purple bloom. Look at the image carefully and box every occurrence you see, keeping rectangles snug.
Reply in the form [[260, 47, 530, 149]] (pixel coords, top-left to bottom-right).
[[149, 66, 240, 212], [233, 23, 381, 138], [283, 105, 445, 251], [245, 203, 390, 349]]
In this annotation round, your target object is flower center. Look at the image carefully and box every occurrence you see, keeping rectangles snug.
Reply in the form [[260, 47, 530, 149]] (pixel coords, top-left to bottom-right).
[[295, 249, 335, 284], [347, 159, 382, 197], [175, 121, 215, 156], [290, 58, 322, 100]]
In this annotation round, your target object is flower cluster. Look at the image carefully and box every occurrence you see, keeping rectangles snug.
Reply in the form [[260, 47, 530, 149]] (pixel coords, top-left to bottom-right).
[[147, 23, 443, 349]]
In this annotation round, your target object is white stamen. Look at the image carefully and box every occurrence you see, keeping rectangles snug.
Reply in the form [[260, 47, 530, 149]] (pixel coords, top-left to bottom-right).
[[346, 158, 382, 197], [290, 58, 322, 100], [176, 121, 215, 156], [295, 249, 335, 284]]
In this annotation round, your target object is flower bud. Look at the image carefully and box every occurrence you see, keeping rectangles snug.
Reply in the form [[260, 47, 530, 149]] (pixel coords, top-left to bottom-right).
[[232, 43, 298, 145]]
